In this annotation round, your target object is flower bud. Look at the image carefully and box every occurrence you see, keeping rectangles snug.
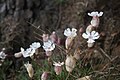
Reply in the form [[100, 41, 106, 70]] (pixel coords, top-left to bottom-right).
[[45, 51, 52, 57], [24, 62, 34, 78], [79, 27, 84, 33], [50, 31, 57, 43], [91, 16, 99, 27], [54, 66, 62, 75], [86, 25, 93, 32], [65, 37, 73, 49], [41, 71, 49, 80], [65, 55, 76, 72], [14, 52, 22, 58], [42, 34, 49, 42], [53, 61, 64, 75]]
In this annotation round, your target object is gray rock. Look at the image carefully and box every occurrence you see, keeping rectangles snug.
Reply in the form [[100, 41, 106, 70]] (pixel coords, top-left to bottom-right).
[[15, 0, 24, 10], [0, 3, 6, 13], [6, 0, 15, 10], [26, 0, 33, 9], [33, 0, 40, 7], [14, 10, 20, 21], [24, 9, 33, 19]]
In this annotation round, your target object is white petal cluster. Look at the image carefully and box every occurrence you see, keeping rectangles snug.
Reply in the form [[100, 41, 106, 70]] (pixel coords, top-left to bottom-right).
[[53, 61, 64, 66], [64, 28, 77, 38], [82, 31, 100, 43], [30, 42, 41, 49], [21, 47, 35, 58], [21, 42, 41, 58], [43, 40, 55, 52], [88, 11, 103, 17], [0, 51, 6, 59]]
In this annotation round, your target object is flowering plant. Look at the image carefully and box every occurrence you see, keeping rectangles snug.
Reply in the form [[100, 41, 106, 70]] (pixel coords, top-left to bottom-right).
[[64, 28, 77, 38], [82, 31, 100, 43], [43, 40, 55, 52]]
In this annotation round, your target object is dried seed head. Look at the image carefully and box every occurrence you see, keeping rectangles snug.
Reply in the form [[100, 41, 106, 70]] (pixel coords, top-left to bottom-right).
[[65, 55, 76, 72], [14, 52, 22, 58], [41, 71, 49, 80], [24, 62, 34, 78]]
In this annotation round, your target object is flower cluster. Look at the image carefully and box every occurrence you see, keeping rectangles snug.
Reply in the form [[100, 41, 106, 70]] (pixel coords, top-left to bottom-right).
[[0, 11, 104, 79], [82, 11, 103, 47], [42, 32, 56, 56], [21, 42, 41, 58], [88, 11, 103, 27]]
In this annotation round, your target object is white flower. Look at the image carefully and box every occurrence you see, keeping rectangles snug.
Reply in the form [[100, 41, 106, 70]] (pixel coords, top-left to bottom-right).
[[43, 40, 55, 51], [82, 31, 100, 43], [30, 42, 41, 49], [53, 61, 64, 66], [64, 28, 77, 38], [0, 51, 6, 59], [88, 11, 103, 17], [21, 47, 35, 58]]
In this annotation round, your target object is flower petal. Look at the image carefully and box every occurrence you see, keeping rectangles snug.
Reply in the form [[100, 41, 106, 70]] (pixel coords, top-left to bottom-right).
[[72, 28, 77, 32], [98, 12, 103, 17], [92, 32, 100, 39], [64, 28, 71, 37], [88, 11, 103, 17], [87, 39, 95, 43], [88, 13, 92, 16], [91, 31, 96, 36], [21, 47, 24, 52], [82, 33, 89, 39]]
